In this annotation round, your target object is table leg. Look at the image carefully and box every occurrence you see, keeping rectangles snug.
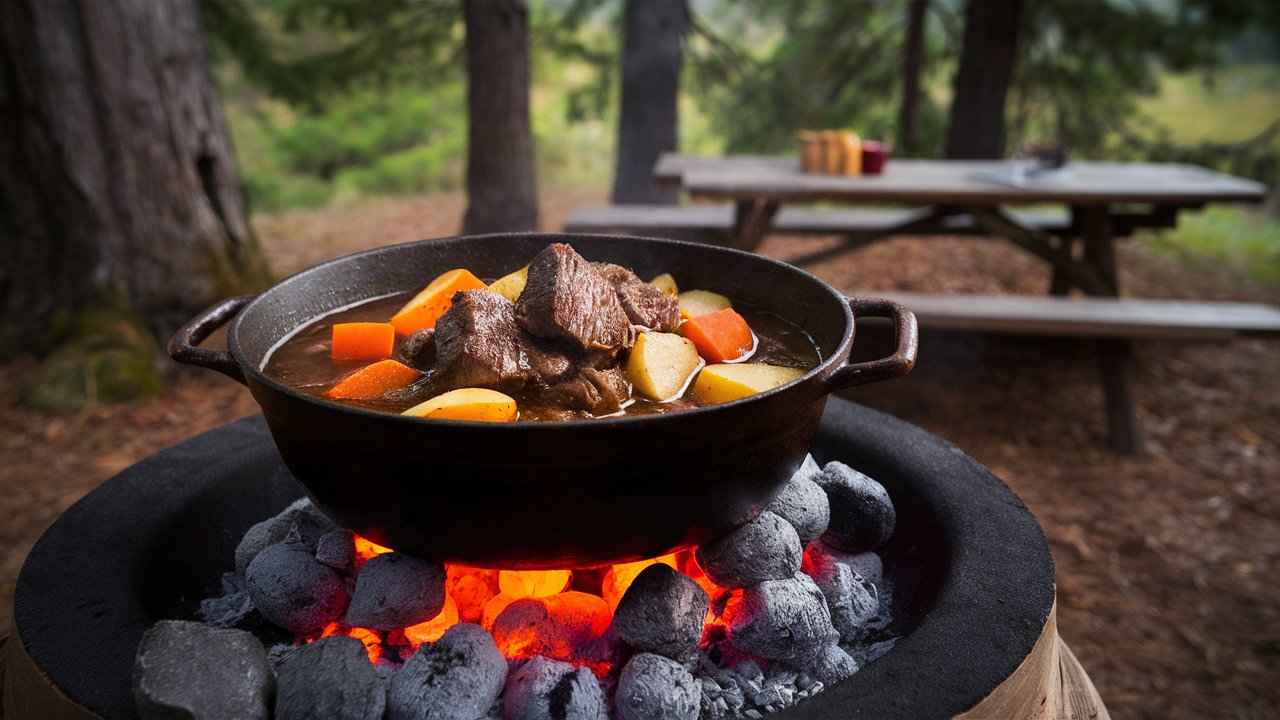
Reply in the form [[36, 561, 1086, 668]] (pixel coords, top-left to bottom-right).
[[730, 199, 779, 252], [1075, 205, 1140, 454], [1048, 237, 1075, 295]]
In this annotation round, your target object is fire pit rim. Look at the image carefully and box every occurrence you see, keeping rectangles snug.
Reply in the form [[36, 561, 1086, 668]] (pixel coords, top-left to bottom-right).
[[11, 399, 1054, 720]]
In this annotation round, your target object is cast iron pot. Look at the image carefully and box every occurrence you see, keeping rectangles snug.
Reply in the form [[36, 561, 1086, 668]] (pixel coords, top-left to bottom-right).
[[169, 233, 916, 568]]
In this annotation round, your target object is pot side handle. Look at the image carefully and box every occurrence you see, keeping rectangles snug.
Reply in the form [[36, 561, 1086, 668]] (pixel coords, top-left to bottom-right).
[[825, 297, 918, 391], [167, 295, 256, 385]]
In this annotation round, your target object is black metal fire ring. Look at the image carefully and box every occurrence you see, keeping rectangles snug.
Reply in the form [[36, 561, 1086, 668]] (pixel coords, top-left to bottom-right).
[[12, 399, 1054, 720]]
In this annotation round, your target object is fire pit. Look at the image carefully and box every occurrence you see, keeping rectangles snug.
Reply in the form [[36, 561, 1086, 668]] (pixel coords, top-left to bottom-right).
[[5, 399, 1084, 719]]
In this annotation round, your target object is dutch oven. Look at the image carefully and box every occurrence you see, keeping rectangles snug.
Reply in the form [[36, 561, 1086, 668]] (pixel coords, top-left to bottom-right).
[[169, 233, 917, 568]]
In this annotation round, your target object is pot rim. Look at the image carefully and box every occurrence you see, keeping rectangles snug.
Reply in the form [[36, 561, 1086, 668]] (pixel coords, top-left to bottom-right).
[[227, 232, 857, 429]]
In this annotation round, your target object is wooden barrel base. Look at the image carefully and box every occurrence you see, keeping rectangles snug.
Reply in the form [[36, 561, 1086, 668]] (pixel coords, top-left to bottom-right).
[[958, 601, 1110, 720]]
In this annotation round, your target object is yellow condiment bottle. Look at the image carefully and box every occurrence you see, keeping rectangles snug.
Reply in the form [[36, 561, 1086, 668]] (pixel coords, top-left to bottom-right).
[[821, 130, 843, 175], [797, 131, 821, 174], [841, 131, 862, 176]]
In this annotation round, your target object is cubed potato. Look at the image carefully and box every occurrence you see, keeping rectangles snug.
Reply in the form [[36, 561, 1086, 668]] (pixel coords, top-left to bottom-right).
[[627, 332, 703, 401], [402, 388, 518, 422], [678, 289, 731, 319], [690, 363, 805, 405], [488, 265, 529, 302], [650, 273, 679, 296]]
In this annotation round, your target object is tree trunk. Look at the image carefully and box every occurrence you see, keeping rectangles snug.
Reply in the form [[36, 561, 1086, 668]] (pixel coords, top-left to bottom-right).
[[611, 0, 688, 205], [944, 0, 1023, 159], [897, 0, 929, 157], [0, 0, 268, 359], [462, 0, 539, 234]]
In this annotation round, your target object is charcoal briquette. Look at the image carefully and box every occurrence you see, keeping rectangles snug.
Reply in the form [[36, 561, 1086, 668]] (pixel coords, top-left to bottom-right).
[[387, 623, 508, 720], [245, 539, 349, 635], [502, 655, 608, 720], [615, 652, 700, 720], [727, 574, 836, 660], [275, 636, 386, 720], [766, 456, 830, 545], [816, 462, 895, 552], [133, 620, 273, 720], [345, 552, 446, 630], [612, 564, 709, 662], [235, 496, 336, 574], [803, 549, 879, 641], [491, 592, 611, 663], [793, 642, 858, 686], [696, 511, 802, 588], [316, 529, 355, 571], [198, 589, 258, 630]]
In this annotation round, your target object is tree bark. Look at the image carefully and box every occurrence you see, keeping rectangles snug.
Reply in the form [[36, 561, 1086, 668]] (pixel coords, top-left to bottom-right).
[[944, 0, 1023, 159], [897, 0, 929, 157], [462, 0, 539, 234], [611, 0, 688, 205], [0, 0, 267, 359]]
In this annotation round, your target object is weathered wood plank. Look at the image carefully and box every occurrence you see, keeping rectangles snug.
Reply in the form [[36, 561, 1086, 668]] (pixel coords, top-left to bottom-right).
[[876, 292, 1280, 339], [658, 154, 1266, 206], [564, 204, 1071, 235]]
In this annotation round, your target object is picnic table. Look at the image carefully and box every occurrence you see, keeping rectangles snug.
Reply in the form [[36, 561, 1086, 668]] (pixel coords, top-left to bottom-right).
[[636, 153, 1273, 453]]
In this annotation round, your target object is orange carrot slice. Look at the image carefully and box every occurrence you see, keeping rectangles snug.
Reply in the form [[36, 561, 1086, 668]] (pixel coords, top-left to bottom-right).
[[331, 322, 395, 361], [390, 269, 488, 335], [681, 308, 755, 363], [325, 359, 422, 400]]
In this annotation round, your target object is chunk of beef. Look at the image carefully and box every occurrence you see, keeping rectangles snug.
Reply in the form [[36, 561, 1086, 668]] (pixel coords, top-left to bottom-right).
[[432, 291, 531, 391], [516, 244, 634, 352], [425, 289, 629, 414], [541, 366, 632, 416], [397, 328, 436, 370], [594, 262, 681, 332]]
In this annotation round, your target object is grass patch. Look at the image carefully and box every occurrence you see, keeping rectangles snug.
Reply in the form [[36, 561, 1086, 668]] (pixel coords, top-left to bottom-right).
[[1135, 64, 1280, 147], [1142, 206, 1280, 284]]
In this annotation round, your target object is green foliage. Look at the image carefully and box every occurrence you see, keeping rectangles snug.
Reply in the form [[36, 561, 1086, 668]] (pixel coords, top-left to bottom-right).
[[272, 84, 461, 178], [690, 0, 934, 153], [1142, 206, 1280, 284], [338, 140, 465, 195]]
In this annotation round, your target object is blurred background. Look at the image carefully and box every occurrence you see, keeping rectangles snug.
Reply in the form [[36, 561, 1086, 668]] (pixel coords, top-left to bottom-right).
[[2, 1, 1278, 718]]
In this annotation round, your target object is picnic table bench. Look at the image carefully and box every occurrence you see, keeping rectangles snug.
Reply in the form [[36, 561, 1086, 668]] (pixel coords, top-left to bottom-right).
[[565, 154, 1275, 452]]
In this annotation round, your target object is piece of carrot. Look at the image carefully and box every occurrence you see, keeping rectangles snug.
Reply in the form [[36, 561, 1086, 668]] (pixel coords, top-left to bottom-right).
[[390, 269, 488, 335], [680, 308, 755, 363], [325, 359, 422, 400], [331, 322, 396, 361]]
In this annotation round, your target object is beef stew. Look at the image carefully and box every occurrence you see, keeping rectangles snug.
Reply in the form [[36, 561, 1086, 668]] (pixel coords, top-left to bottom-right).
[[263, 243, 819, 422]]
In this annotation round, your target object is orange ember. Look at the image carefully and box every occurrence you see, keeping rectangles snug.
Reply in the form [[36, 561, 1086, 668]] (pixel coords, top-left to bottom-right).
[[601, 553, 679, 610], [481, 592, 521, 630], [497, 569, 572, 598], [353, 535, 393, 565], [446, 565, 499, 624], [315, 622, 384, 664], [402, 595, 460, 648], [490, 591, 611, 672], [293, 550, 724, 672]]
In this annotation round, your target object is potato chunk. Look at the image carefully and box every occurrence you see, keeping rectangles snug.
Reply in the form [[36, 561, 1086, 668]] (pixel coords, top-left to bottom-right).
[[650, 273, 678, 296], [402, 388, 518, 422], [488, 265, 529, 302], [627, 332, 703, 401], [690, 363, 805, 405], [677, 289, 731, 319]]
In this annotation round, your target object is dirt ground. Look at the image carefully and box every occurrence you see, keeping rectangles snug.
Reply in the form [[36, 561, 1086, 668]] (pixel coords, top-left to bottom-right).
[[3, 190, 1278, 719]]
